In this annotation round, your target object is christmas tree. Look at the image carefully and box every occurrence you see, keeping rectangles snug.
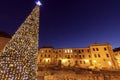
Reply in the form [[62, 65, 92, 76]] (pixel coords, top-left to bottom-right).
[[0, 3, 40, 80]]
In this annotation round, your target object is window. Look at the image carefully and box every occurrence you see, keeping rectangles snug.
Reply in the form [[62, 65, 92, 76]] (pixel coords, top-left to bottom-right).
[[93, 48, 95, 51], [94, 54, 97, 58], [75, 61, 77, 65], [41, 50, 44, 53], [45, 54, 47, 57], [96, 48, 99, 51], [82, 50, 84, 52], [40, 59, 42, 62], [68, 55, 70, 58], [75, 55, 77, 58], [79, 50, 81, 53], [80, 61, 82, 64], [48, 55, 50, 57], [83, 61, 85, 64], [55, 55, 58, 58], [45, 50, 47, 52], [106, 54, 109, 58], [59, 54, 61, 57], [74, 50, 77, 52], [65, 55, 67, 58], [59, 50, 61, 52], [56, 51, 58, 53], [83, 55, 85, 58], [79, 55, 82, 58], [98, 54, 101, 58], [104, 48, 107, 51], [88, 49, 90, 52], [89, 55, 91, 58], [41, 55, 42, 57]]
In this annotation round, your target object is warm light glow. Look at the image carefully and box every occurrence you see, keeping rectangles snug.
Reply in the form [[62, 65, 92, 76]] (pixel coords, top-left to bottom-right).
[[93, 60, 96, 63], [68, 50, 70, 53], [41, 50, 44, 53], [62, 59, 67, 63], [108, 61, 112, 66], [36, 0, 42, 6], [65, 49, 73, 53], [65, 50, 67, 53], [85, 59, 89, 63], [45, 58, 50, 62]]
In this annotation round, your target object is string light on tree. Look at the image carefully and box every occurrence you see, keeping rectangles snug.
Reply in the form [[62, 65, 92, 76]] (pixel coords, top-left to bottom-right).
[[0, 2, 40, 80]]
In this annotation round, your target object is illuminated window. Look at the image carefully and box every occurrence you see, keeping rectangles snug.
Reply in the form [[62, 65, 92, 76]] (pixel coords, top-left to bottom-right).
[[65, 49, 73, 53], [65, 50, 67, 53], [41, 50, 44, 53], [108, 61, 112, 66], [68, 50, 70, 53]]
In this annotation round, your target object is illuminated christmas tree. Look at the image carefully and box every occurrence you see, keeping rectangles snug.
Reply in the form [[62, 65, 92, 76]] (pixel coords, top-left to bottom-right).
[[0, 1, 41, 80]]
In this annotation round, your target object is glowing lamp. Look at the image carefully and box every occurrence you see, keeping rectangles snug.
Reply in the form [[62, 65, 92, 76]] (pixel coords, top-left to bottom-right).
[[62, 59, 67, 63], [45, 58, 49, 62], [85, 59, 89, 63], [108, 61, 112, 66], [93, 60, 96, 63]]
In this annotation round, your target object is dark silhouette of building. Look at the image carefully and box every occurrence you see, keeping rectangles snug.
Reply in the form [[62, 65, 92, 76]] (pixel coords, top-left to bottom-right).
[[0, 32, 11, 51]]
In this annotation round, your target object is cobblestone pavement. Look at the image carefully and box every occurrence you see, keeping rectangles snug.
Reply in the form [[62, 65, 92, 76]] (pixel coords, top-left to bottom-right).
[[37, 67, 120, 80]]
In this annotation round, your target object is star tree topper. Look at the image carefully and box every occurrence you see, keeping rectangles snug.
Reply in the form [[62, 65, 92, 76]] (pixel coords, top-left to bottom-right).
[[36, 0, 42, 6]]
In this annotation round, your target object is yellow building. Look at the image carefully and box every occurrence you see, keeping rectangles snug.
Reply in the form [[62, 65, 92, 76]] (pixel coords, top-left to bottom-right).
[[38, 43, 118, 70], [113, 49, 120, 69]]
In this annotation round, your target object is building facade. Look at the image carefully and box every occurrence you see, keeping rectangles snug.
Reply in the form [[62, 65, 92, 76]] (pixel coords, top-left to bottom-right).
[[38, 43, 118, 70], [113, 49, 120, 69], [0, 32, 11, 52]]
